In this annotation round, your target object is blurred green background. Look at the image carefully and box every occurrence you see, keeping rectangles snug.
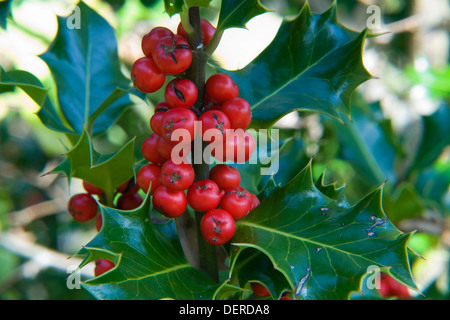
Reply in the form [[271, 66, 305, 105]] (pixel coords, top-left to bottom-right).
[[0, 0, 449, 299]]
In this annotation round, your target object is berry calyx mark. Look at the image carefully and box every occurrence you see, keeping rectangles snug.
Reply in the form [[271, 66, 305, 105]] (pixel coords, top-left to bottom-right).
[[227, 189, 247, 197], [212, 112, 226, 134], [170, 82, 186, 102], [160, 37, 190, 65], [166, 171, 182, 184], [212, 217, 222, 234]]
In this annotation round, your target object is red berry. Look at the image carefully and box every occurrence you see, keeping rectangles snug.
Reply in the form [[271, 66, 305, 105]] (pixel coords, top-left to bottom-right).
[[116, 178, 140, 195], [141, 26, 174, 57], [209, 164, 241, 190], [131, 57, 166, 93], [141, 133, 166, 164], [200, 209, 235, 245], [250, 193, 260, 210], [117, 192, 143, 210], [152, 185, 187, 218], [187, 179, 224, 212], [177, 19, 215, 47], [165, 78, 198, 109], [160, 159, 195, 191], [94, 259, 115, 277], [250, 282, 271, 297], [220, 186, 252, 220], [205, 73, 239, 105], [220, 97, 252, 130], [160, 107, 197, 143], [95, 214, 103, 232], [155, 134, 175, 159], [67, 193, 98, 222], [379, 273, 410, 298], [210, 130, 256, 163], [136, 164, 162, 195], [83, 181, 104, 195], [150, 103, 169, 136], [152, 35, 192, 75], [199, 110, 231, 138]]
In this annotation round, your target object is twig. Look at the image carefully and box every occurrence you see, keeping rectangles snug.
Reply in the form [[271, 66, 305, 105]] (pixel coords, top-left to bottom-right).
[[0, 230, 94, 278], [8, 199, 66, 227]]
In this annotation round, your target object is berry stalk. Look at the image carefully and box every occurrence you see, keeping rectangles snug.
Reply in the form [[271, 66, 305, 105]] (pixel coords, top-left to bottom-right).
[[181, 6, 219, 283]]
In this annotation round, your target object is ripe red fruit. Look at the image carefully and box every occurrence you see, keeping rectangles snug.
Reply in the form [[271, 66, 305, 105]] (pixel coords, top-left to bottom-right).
[[199, 110, 231, 138], [136, 163, 162, 195], [210, 130, 256, 163], [187, 179, 224, 212], [200, 209, 235, 245], [379, 273, 410, 298], [152, 35, 192, 75], [150, 103, 169, 136], [250, 193, 260, 210], [95, 214, 102, 232], [165, 78, 198, 109], [67, 193, 98, 222], [220, 97, 252, 130], [160, 159, 195, 191], [209, 164, 241, 190], [177, 19, 216, 47], [205, 73, 239, 104], [152, 185, 187, 218], [94, 259, 115, 277], [141, 26, 174, 57], [155, 134, 175, 159], [116, 178, 140, 195], [131, 57, 166, 93], [250, 282, 271, 297], [160, 107, 197, 143], [83, 181, 104, 195], [117, 192, 143, 210], [220, 186, 253, 220], [141, 133, 166, 164]]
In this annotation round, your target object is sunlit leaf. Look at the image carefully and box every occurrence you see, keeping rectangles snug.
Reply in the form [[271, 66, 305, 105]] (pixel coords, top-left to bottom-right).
[[39, 1, 133, 136], [78, 194, 224, 300], [231, 162, 417, 299], [228, 2, 372, 128]]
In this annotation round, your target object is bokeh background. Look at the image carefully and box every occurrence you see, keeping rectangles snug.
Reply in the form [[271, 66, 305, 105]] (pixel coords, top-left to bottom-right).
[[0, 0, 449, 299]]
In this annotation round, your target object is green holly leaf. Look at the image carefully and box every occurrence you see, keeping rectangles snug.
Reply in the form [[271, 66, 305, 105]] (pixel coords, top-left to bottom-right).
[[78, 194, 223, 300], [51, 128, 135, 197], [231, 162, 417, 300], [229, 248, 291, 299], [383, 183, 426, 223], [164, 0, 212, 17], [39, 1, 133, 136], [415, 161, 450, 213], [0, 0, 13, 29], [0, 67, 75, 134], [407, 104, 450, 174], [231, 131, 308, 195], [216, 0, 270, 32], [325, 101, 402, 191], [228, 2, 372, 128]]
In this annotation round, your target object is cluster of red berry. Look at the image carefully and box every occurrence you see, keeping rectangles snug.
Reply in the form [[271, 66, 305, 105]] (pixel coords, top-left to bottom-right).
[[131, 19, 215, 94], [67, 178, 142, 275], [132, 20, 259, 246]]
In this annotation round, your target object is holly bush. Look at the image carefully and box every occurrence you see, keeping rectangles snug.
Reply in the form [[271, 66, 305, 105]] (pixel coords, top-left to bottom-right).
[[1, 0, 449, 301]]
